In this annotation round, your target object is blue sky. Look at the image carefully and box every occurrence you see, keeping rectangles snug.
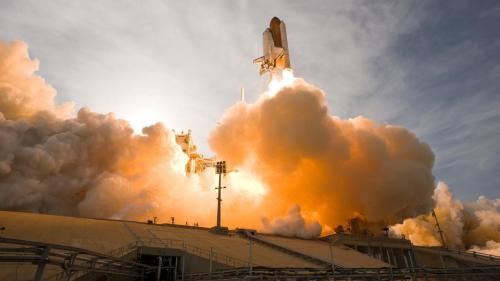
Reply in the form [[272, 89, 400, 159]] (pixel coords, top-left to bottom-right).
[[0, 0, 498, 201]]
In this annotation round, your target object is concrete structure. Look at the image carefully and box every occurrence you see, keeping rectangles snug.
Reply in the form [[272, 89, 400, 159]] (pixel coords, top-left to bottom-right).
[[0, 211, 499, 280]]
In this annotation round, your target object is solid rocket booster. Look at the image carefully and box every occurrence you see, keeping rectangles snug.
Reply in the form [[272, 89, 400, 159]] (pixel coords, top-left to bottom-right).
[[253, 17, 291, 75]]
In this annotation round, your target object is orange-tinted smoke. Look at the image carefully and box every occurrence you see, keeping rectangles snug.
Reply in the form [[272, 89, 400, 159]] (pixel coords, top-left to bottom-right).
[[391, 182, 500, 255], [0, 40, 266, 228], [0, 40, 436, 233], [261, 204, 322, 238], [210, 77, 436, 229], [3, 40, 495, 250]]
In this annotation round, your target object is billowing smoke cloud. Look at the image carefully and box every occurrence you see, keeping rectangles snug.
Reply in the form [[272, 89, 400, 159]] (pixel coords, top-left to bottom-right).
[[261, 204, 322, 239], [0, 40, 265, 226], [210, 77, 436, 230], [391, 182, 500, 255], [1, 40, 497, 252], [0, 41, 73, 120], [0, 42, 177, 218]]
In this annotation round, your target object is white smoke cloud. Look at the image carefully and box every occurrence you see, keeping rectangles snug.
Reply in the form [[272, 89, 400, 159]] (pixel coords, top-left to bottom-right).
[[0, 41, 73, 120], [261, 204, 322, 239], [391, 182, 500, 255]]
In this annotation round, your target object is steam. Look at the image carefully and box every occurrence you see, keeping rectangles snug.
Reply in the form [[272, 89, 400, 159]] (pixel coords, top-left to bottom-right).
[[261, 204, 322, 239], [391, 182, 500, 255], [210, 76, 436, 230]]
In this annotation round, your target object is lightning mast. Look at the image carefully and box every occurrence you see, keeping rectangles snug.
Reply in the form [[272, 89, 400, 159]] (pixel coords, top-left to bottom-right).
[[432, 210, 447, 249]]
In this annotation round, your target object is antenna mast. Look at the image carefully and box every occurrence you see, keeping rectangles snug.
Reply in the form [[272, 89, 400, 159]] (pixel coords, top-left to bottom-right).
[[432, 210, 447, 249]]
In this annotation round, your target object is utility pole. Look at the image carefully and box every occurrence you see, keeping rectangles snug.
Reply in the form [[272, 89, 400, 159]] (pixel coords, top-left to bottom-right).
[[432, 210, 447, 249], [215, 161, 227, 229]]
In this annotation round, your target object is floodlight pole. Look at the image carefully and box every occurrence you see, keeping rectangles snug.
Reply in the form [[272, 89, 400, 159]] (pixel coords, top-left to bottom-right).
[[215, 161, 226, 229], [216, 169, 222, 228]]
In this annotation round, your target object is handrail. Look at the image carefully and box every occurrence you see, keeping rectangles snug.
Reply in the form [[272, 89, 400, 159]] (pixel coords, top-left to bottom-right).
[[184, 265, 500, 281], [41, 235, 254, 280], [415, 246, 500, 263], [134, 236, 251, 268], [461, 249, 500, 262], [0, 237, 147, 268], [44, 241, 141, 281], [326, 233, 411, 245], [107, 241, 138, 257], [0, 237, 152, 281]]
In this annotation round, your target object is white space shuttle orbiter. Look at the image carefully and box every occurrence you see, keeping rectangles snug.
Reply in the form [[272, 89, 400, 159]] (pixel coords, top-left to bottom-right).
[[253, 17, 291, 75]]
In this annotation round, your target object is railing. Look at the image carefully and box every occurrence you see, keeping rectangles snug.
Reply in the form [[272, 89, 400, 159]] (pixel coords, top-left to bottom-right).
[[0, 237, 152, 281], [44, 235, 253, 280], [416, 246, 500, 263], [184, 265, 500, 281], [135, 236, 251, 268], [106, 241, 138, 258], [447, 248, 500, 262], [327, 233, 412, 246], [44, 241, 141, 280]]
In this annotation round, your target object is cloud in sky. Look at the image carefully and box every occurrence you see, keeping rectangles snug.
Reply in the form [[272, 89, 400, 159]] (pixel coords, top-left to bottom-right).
[[0, 0, 498, 201]]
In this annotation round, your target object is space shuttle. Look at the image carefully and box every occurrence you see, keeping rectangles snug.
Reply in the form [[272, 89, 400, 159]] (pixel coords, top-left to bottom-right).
[[253, 17, 291, 76]]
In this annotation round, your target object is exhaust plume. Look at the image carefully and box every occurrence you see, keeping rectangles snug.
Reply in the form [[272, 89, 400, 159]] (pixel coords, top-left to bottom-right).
[[210, 76, 436, 230], [391, 182, 500, 255], [261, 204, 322, 239]]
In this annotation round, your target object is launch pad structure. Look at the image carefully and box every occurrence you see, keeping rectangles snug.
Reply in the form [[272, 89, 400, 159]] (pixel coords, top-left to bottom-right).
[[174, 130, 216, 174], [0, 211, 500, 281]]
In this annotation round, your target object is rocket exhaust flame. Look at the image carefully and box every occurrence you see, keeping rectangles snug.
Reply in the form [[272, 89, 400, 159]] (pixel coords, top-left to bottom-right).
[[0, 39, 498, 252], [268, 69, 295, 96]]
